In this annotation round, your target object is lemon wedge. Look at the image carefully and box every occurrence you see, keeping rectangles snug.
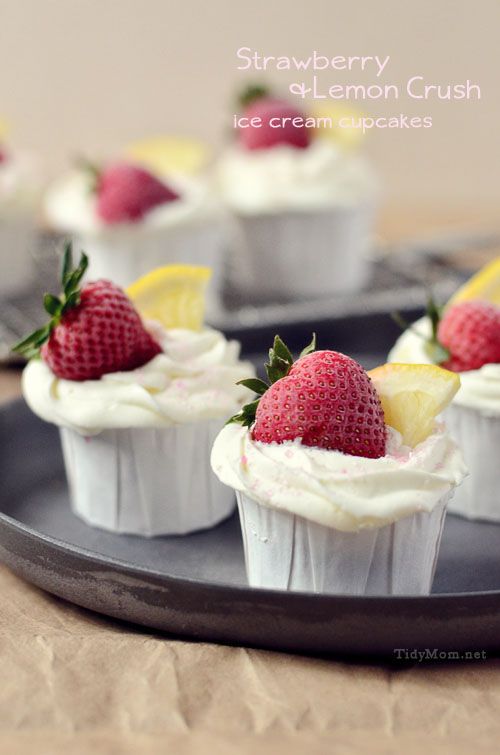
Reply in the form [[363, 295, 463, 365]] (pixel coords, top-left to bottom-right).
[[126, 265, 212, 331], [447, 256, 500, 307], [368, 363, 460, 448], [0, 118, 10, 141], [125, 136, 210, 176]]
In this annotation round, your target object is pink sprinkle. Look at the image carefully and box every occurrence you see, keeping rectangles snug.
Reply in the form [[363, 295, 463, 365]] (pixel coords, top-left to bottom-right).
[[285, 449, 294, 459]]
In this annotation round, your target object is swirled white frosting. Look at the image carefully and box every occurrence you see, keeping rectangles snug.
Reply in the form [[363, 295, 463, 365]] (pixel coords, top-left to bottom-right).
[[44, 169, 222, 234], [22, 326, 254, 435], [389, 316, 500, 416], [211, 422, 466, 532], [388, 316, 434, 365], [0, 151, 41, 212], [452, 365, 500, 414], [216, 139, 377, 214]]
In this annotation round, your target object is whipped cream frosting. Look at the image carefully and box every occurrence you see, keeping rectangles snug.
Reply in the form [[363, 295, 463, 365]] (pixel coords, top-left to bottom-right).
[[211, 422, 467, 532], [389, 316, 500, 416], [0, 151, 40, 211], [22, 326, 254, 435], [452, 365, 500, 414], [388, 316, 433, 365], [44, 170, 222, 234], [216, 138, 377, 214]]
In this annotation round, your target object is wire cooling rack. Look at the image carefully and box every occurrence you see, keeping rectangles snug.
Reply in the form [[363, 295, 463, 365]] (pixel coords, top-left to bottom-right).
[[1, 229, 497, 364]]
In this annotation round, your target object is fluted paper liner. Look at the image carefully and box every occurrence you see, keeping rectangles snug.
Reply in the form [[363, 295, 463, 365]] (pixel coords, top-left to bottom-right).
[[0, 213, 37, 295], [60, 421, 235, 536], [73, 219, 226, 316], [229, 203, 374, 300], [444, 404, 500, 522], [237, 492, 451, 595]]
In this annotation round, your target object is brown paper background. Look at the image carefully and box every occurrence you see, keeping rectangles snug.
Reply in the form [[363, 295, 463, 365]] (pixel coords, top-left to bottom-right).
[[2, 564, 500, 754], [1, 355, 500, 754]]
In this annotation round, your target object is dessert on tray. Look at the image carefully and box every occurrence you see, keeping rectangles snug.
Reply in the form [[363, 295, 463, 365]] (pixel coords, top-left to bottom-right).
[[389, 258, 500, 522], [211, 336, 466, 595], [216, 86, 377, 301], [0, 122, 41, 295], [17, 245, 253, 536], [44, 154, 226, 314]]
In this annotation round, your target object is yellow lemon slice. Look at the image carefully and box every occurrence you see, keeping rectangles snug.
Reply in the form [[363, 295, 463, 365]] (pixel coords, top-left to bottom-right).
[[311, 104, 366, 149], [368, 363, 460, 448], [126, 265, 212, 331], [125, 136, 210, 176], [447, 256, 500, 307], [0, 118, 10, 141]]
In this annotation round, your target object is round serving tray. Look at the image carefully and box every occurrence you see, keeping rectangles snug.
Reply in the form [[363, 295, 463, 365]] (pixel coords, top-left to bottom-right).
[[1, 399, 500, 657]]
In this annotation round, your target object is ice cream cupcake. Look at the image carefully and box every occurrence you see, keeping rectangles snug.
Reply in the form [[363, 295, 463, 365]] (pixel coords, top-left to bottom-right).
[[211, 336, 466, 595], [44, 157, 226, 313], [389, 258, 500, 522], [17, 246, 253, 536], [217, 87, 377, 301], [0, 131, 41, 295]]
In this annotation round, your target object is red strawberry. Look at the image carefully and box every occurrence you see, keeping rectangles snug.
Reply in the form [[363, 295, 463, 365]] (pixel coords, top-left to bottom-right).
[[95, 162, 180, 224], [438, 301, 500, 372], [233, 337, 386, 458], [239, 96, 311, 151], [14, 244, 161, 381]]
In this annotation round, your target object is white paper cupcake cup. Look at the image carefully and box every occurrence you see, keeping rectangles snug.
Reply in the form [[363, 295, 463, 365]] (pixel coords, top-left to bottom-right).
[[60, 420, 235, 536], [236, 492, 451, 595], [444, 404, 500, 522], [0, 212, 37, 296], [72, 219, 227, 316], [228, 202, 374, 301]]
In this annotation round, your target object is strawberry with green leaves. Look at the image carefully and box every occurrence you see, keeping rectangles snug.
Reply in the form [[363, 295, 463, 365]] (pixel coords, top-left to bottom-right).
[[14, 243, 161, 381], [232, 335, 386, 458], [237, 85, 312, 151], [396, 296, 500, 373], [438, 301, 500, 372], [79, 159, 180, 224]]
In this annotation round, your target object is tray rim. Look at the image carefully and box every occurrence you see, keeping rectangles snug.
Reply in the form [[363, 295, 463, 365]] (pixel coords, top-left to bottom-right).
[[4, 393, 500, 655], [2, 489, 500, 606]]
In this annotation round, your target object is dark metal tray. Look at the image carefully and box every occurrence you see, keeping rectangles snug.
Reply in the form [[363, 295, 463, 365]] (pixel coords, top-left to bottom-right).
[[1, 314, 500, 657]]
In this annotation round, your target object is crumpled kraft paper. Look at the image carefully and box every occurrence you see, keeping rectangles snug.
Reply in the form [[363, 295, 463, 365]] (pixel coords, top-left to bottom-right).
[[1, 565, 500, 754]]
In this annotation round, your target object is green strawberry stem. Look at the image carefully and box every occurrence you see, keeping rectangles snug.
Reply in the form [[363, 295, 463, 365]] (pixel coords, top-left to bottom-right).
[[238, 83, 271, 109], [228, 333, 316, 427], [391, 292, 450, 365], [424, 293, 451, 363], [12, 242, 88, 359], [75, 155, 102, 193]]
